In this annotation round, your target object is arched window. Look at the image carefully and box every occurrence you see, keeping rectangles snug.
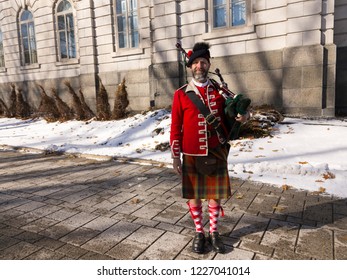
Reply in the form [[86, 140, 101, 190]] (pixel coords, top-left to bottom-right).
[[19, 9, 37, 65], [0, 28, 4, 67], [114, 0, 139, 49], [56, 0, 76, 60]]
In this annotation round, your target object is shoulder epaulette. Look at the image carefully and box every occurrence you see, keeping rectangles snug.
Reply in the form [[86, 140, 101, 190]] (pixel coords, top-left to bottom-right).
[[178, 84, 188, 91]]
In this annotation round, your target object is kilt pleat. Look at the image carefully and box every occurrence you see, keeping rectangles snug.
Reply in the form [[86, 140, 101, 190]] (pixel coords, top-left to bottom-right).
[[182, 154, 231, 199]]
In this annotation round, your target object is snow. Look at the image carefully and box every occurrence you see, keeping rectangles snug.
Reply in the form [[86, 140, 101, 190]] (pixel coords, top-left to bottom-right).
[[1, 109, 347, 198]]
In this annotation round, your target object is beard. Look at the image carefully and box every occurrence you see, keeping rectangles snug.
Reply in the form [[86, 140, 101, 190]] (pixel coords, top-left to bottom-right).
[[192, 69, 208, 83]]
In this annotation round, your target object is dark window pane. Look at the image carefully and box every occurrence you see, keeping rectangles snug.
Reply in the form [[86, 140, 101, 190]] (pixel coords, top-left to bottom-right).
[[21, 10, 33, 21], [28, 22, 35, 37], [116, 0, 126, 14], [231, 0, 246, 26], [129, 14, 138, 30], [118, 33, 126, 48], [130, 0, 137, 10], [31, 50, 37, 63], [23, 38, 29, 52], [117, 15, 126, 32], [24, 50, 30, 64], [59, 31, 67, 58], [214, 7, 226, 27], [57, 0, 72, 12], [67, 31, 76, 58], [67, 13, 74, 29], [0, 29, 4, 67], [130, 31, 139, 48], [58, 15, 65, 30], [21, 24, 28, 37]]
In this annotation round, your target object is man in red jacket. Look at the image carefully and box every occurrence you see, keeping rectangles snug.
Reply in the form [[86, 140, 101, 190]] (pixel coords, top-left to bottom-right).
[[170, 42, 248, 254]]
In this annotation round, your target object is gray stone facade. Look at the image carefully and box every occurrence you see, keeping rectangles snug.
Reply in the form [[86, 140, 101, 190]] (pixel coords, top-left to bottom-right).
[[0, 0, 346, 116]]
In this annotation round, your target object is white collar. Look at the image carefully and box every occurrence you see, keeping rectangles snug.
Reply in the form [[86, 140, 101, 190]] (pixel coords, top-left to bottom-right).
[[192, 79, 209, 88]]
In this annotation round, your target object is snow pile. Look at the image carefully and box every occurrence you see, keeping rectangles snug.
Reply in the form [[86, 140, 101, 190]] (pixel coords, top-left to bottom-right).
[[1, 110, 346, 198]]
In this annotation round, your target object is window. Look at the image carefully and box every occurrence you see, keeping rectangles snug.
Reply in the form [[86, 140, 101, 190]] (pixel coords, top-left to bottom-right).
[[19, 9, 37, 65], [0, 28, 4, 67], [115, 0, 139, 49], [56, 0, 76, 60], [212, 0, 246, 29]]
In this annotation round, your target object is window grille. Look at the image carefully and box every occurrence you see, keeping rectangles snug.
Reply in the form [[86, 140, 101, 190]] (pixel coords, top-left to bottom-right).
[[19, 9, 37, 65], [212, 0, 246, 29], [115, 0, 139, 49], [0, 28, 4, 67], [56, 0, 76, 60]]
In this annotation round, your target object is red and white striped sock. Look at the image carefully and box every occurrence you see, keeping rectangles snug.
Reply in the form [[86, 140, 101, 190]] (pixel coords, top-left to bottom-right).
[[187, 202, 204, 233], [208, 203, 224, 233]]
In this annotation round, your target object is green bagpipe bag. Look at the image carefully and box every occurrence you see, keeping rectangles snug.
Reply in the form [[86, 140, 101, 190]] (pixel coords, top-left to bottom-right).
[[224, 94, 251, 140]]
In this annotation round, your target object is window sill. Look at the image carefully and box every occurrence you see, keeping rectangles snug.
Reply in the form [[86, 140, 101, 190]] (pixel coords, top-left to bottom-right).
[[20, 63, 41, 70], [0, 67, 6, 73], [202, 25, 255, 40], [55, 58, 80, 66], [111, 48, 144, 58]]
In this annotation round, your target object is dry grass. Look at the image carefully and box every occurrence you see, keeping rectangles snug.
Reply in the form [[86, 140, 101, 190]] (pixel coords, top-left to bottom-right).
[[15, 88, 31, 119], [112, 78, 129, 120], [96, 76, 111, 120], [51, 87, 73, 122], [36, 85, 60, 122]]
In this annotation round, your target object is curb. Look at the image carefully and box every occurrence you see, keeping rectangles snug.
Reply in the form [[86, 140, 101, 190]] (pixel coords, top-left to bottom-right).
[[0, 144, 172, 168]]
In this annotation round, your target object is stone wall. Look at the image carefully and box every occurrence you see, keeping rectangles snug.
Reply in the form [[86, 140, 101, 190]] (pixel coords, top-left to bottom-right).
[[0, 0, 343, 117]]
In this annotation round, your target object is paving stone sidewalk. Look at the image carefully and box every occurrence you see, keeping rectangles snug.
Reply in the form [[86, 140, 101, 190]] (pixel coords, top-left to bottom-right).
[[0, 149, 346, 260]]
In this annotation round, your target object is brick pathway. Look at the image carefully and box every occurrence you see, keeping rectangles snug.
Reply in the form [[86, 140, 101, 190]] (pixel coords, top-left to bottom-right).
[[0, 148, 346, 260]]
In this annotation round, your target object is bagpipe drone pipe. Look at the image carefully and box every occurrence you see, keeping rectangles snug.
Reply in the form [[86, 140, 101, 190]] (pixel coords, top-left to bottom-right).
[[176, 42, 251, 141]]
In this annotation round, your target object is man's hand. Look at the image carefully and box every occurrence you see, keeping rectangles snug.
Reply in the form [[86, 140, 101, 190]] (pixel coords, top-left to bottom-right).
[[235, 112, 249, 123], [173, 158, 182, 175]]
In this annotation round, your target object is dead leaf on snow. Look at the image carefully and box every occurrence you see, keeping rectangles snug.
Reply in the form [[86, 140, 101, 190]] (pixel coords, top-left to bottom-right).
[[322, 171, 335, 180], [299, 161, 309, 165], [318, 187, 326, 193], [312, 187, 326, 195], [282, 184, 291, 191]]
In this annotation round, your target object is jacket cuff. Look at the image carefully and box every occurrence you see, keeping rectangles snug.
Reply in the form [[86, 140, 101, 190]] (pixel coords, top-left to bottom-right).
[[171, 140, 181, 158]]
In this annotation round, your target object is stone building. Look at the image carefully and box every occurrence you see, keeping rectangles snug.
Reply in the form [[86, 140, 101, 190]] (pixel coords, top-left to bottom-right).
[[0, 0, 346, 116]]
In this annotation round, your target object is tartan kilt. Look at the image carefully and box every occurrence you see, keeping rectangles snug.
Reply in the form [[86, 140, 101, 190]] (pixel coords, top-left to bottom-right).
[[181, 154, 231, 199]]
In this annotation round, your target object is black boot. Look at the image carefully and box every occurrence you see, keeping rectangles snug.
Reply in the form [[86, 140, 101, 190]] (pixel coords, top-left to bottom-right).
[[208, 232, 225, 253], [192, 232, 205, 254]]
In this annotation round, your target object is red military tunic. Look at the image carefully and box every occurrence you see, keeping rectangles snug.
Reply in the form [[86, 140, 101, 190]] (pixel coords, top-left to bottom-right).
[[170, 79, 228, 158]]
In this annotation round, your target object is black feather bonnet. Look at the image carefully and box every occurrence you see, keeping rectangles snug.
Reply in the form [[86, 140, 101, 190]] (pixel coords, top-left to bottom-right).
[[186, 42, 211, 67]]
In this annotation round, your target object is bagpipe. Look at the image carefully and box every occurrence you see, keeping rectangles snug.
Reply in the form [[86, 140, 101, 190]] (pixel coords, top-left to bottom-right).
[[176, 42, 251, 141]]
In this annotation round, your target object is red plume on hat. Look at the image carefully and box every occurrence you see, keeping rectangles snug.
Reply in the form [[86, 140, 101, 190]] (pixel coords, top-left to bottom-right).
[[186, 42, 210, 67]]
